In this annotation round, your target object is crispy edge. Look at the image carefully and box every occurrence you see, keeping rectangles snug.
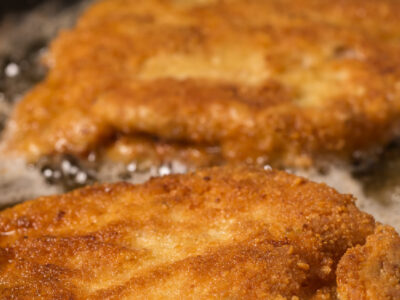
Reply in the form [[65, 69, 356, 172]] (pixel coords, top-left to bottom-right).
[[337, 225, 400, 300]]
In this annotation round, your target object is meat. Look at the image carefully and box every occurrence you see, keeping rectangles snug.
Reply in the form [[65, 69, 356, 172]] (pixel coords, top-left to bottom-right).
[[1, 166, 395, 299], [3, 0, 400, 167]]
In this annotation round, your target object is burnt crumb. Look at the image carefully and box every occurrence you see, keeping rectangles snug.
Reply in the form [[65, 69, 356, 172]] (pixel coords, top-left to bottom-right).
[[203, 176, 211, 181], [56, 210, 66, 221], [332, 45, 351, 57]]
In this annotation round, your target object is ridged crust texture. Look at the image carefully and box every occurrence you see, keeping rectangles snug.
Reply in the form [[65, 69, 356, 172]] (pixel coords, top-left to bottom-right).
[[1, 166, 393, 299], [337, 225, 400, 300], [3, 0, 400, 167]]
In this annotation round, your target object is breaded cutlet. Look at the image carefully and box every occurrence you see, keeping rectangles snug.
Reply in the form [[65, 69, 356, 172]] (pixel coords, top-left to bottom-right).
[[3, 0, 400, 168], [337, 225, 400, 300], [1, 166, 397, 299]]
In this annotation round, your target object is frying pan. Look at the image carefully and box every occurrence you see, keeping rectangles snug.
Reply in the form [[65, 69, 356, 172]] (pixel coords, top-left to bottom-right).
[[0, 0, 81, 17], [0, 0, 399, 232]]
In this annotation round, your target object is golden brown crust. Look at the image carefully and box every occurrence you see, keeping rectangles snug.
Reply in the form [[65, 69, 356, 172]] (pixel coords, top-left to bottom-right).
[[0, 166, 376, 299], [337, 225, 400, 300], [3, 0, 400, 167]]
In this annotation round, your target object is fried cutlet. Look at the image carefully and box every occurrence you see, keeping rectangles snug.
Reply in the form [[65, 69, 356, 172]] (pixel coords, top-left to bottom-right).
[[2, 165, 395, 299], [3, 0, 400, 168], [337, 225, 400, 300]]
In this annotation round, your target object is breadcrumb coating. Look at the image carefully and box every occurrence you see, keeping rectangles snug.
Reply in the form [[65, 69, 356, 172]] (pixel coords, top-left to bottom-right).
[[3, 0, 400, 167], [0, 166, 385, 299], [337, 225, 400, 300]]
